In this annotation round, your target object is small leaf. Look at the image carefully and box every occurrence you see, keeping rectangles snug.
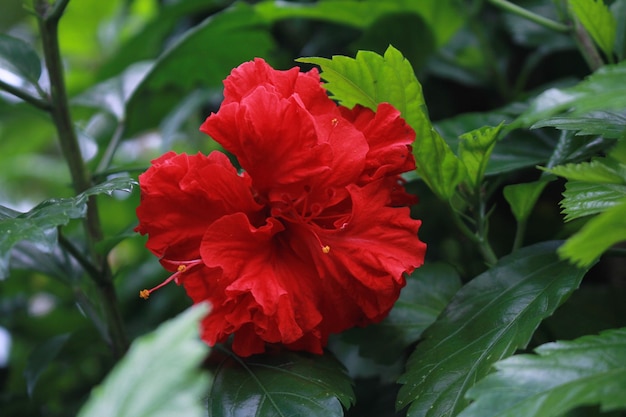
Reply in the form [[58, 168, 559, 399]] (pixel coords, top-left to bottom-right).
[[78, 303, 211, 417], [24, 333, 71, 397], [559, 198, 626, 267], [503, 179, 551, 222], [560, 181, 626, 221], [460, 327, 626, 417], [569, 0, 617, 59], [0, 177, 137, 278], [0, 34, 42, 87], [300, 46, 466, 200], [208, 349, 354, 417], [457, 124, 503, 189], [396, 241, 589, 417]]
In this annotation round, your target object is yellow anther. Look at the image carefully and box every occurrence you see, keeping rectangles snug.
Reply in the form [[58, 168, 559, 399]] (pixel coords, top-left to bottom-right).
[[177, 264, 187, 272], [139, 289, 150, 300], [331, 118, 338, 127], [322, 245, 331, 254]]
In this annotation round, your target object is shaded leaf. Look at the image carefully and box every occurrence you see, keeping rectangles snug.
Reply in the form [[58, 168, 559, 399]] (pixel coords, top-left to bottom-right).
[[503, 179, 551, 222], [300, 46, 466, 200], [0, 177, 137, 278], [458, 124, 503, 189], [569, 0, 617, 59], [208, 348, 354, 417], [559, 198, 626, 267], [78, 303, 211, 417], [531, 111, 626, 139], [342, 263, 462, 365], [396, 241, 589, 417], [560, 181, 626, 221], [513, 61, 626, 129], [255, 0, 464, 48], [613, 0, 626, 60], [73, 62, 153, 121], [460, 327, 626, 417], [0, 34, 42, 87], [125, 3, 274, 136], [24, 333, 71, 397]]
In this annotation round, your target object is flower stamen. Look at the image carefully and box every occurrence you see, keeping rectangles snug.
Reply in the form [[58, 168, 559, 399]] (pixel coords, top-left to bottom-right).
[[140, 259, 202, 299]]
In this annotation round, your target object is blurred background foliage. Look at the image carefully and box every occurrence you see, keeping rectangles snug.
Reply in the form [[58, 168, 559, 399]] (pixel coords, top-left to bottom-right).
[[1, 0, 625, 416]]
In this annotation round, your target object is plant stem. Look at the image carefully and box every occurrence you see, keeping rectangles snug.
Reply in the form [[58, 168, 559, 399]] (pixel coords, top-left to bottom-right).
[[487, 0, 570, 33], [571, 21, 605, 71], [0, 79, 52, 111], [450, 204, 498, 267], [511, 218, 527, 252], [35, 0, 128, 358]]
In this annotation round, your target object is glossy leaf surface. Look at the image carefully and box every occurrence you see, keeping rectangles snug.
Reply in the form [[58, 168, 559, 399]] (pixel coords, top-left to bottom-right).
[[208, 349, 354, 417], [459, 327, 626, 417], [78, 304, 211, 417], [397, 241, 588, 417]]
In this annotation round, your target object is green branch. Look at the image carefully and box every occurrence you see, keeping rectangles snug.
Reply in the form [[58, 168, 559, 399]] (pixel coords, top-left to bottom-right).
[[35, 0, 128, 358], [0, 79, 52, 111]]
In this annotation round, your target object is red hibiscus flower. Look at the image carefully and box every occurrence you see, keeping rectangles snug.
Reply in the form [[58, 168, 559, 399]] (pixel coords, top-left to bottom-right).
[[135, 58, 426, 357]]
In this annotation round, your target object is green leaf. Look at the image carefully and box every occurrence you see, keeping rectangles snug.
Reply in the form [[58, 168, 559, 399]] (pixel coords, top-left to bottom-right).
[[459, 327, 626, 417], [435, 109, 558, 176], [513, 61, 626, 129], [125, 3, 274, 136], [559, 198, 626, 267], [342, 263, 462, 365], [569, 0, 617, 59], [255, 0, 464, 48], [531, 111, 626, 138], [458, 124, 503, 189], [24, 333, 71, 397], [0, 34, 42, 87], [545, 159, 626, 184], [208, 349, 354, 417], [560, 181, 626, 221], [73, 62, 153, 121], [300, 46, 466, 200], [0, 177, 137, 278], [503, 179, 551, 222], [78, 303, 211, 417], [396, 241, 589, 417]]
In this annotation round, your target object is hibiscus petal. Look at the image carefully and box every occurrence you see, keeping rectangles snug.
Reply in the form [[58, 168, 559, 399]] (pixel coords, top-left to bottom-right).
[[135, 151, 262, 264]]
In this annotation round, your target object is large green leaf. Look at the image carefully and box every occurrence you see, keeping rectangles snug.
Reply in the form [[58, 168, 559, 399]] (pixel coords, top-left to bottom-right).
[[208, 349, 354, 417], [300, 46, 466, 200], [396, 241, 589, 417], [78, 304, 211, 417], [125, 2, 275, 136], [341, 263, 462, 365], [513, 61, 626, 129], [0, 34, 42, 88], [459, 327, 626, 417], [255, 0, 464, 48], [0, 177, 136, 278], [569, 0, 617, 59]]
